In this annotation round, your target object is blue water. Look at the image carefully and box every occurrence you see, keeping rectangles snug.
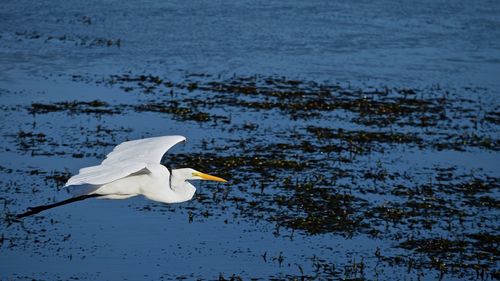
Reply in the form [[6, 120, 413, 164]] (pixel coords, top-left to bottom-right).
[[1, 0, 499, 280]]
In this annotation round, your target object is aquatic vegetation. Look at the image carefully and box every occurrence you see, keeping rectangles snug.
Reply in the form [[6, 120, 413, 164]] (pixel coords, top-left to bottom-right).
[[11, 31, 121, 47], [29, 100, 116, 115], [1, 72, 499, 280]]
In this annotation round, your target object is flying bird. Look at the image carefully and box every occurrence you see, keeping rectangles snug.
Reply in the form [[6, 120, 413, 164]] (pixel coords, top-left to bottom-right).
[[15, 135, 227, 219]]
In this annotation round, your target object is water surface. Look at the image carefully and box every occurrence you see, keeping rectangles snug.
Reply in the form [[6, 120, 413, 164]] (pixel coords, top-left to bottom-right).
[[1, 0, 499, 280]]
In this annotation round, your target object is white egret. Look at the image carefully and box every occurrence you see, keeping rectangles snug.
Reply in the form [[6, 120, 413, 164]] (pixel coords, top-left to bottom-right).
[[15, 135, 227, 219]]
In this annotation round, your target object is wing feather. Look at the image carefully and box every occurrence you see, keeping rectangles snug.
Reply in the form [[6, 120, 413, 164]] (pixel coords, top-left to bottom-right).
[[65, 162, 147, 186], [102, 135, 186, 165], [65, 135, 186, 188]]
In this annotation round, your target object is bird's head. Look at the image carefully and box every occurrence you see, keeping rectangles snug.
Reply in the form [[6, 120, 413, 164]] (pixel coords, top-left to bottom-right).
[[171, 168, 227, 183]]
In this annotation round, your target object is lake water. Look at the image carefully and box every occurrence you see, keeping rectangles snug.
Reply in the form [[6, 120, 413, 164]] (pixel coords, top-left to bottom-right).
[[1, 0, 499, 280]]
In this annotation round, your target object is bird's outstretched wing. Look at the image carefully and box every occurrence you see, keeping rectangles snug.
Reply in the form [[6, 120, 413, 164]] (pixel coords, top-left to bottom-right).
[[65, 135, 186, 187], [102, 135, 186, 165], [65, 162, 148, 186]]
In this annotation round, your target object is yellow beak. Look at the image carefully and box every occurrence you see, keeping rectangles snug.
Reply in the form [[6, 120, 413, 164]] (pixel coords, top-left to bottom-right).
[[193, 172, 228, 182]]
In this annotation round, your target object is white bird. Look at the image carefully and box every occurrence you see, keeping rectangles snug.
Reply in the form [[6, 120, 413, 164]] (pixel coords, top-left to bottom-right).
[[15, 135, 227, 219]]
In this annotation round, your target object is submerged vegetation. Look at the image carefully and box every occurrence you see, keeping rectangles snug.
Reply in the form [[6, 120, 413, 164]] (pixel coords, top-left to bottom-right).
[[1, 73, 499, 280]]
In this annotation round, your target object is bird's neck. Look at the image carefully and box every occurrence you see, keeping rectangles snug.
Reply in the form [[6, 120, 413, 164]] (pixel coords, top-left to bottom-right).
[[169, 177, 196, 203]]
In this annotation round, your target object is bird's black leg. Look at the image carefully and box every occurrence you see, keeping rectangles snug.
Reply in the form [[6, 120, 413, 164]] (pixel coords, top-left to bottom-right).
[[13, 194, 102, 220]]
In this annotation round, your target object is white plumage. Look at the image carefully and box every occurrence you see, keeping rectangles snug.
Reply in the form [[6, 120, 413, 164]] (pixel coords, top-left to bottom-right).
[[65, 135, 227, 204]]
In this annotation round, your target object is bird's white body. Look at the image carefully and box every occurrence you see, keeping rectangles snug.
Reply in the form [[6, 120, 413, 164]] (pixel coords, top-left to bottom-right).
[[94, 164, 196, 203], [64, 135, 225, 204]]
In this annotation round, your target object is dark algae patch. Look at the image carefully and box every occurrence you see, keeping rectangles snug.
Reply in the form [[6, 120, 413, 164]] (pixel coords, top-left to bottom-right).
[[273, 183, 370, 236], [27, 99, 223, 122], [29, 100, 115, 115], [164, 142, 498, 277], [2, 72, 499, 280], [11, 31, 122, 47], [396, 235, 499, 278], [70, 73, 499, 278], [89, 73, 499, 152]]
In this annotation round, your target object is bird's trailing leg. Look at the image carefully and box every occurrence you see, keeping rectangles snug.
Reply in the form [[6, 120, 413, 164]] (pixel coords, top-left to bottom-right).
[[13, 194, 102, 220]]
